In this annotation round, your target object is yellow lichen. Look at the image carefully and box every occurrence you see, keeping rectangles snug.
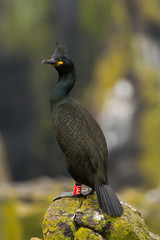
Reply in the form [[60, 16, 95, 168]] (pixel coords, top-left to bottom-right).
[[75, 227, 103, 240]]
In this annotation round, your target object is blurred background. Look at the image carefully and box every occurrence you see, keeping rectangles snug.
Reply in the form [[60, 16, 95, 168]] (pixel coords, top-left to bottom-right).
[[0, 0, 160, 239]]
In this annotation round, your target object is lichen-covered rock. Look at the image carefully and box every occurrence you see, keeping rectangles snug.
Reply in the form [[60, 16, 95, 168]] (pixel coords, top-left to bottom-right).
[[42, 193, 160, 240], [43, 197, 83, 239], [74, 227, 105, 240]]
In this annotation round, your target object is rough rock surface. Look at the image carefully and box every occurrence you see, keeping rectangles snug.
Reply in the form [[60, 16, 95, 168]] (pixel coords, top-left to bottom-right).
[[42, 193, 160, 240]]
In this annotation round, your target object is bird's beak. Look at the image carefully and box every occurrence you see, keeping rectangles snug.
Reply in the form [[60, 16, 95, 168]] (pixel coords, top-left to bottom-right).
[[42, 58, 63, 66]]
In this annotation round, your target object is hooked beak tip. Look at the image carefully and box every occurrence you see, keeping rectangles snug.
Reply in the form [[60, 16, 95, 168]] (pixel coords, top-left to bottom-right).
[[42, 58, 57, 65]]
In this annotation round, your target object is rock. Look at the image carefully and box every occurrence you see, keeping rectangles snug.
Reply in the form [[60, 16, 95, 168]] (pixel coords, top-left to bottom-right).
[[42, 193, 160, 240]]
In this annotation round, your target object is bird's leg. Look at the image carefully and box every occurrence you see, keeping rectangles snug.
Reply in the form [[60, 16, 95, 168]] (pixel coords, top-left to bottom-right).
[[53, 182, 82, 201], [53, 191, 76, 201], [53, 182, 94, 202], [74, 182, 94, 197], [73, 182, 82, 195]]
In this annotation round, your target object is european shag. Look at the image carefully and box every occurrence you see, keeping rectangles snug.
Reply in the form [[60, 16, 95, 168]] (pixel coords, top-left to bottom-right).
[[42, 43, 123, 217]]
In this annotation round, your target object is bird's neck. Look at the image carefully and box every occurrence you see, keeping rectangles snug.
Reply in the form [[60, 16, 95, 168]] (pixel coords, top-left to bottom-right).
[[51, 69, 76, 108]]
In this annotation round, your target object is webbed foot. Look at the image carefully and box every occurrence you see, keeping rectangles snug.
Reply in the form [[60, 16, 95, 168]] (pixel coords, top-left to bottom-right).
[[53, 191, 81, 201], [53, 187, 95, 202]]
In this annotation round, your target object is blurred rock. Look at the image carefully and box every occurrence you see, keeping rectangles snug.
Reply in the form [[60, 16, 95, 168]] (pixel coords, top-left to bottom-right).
[[42, 193, 160, 240], [0, 176, 74, 201], [146, 187, 160, 203]]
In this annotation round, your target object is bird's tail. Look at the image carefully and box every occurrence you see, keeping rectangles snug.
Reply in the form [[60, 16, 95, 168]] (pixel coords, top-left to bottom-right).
[[95, 184, 123, 217]]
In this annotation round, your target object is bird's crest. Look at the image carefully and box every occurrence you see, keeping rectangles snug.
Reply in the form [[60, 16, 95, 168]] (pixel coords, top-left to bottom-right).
[[55, 42, 67, 55]]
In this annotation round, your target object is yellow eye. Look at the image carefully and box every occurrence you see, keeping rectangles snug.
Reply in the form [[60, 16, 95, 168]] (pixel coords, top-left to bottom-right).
[[59, 58, 62, 61]]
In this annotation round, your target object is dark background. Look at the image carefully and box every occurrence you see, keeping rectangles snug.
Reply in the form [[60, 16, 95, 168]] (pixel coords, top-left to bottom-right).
[[0, 0, 160, 191]]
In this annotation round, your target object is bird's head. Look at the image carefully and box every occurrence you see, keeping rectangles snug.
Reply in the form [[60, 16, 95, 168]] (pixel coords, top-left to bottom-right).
[[42, 43, 74, 74]]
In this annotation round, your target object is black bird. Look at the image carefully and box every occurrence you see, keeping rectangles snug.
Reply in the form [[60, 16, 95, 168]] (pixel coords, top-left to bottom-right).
[[42, 43, 123, 217]]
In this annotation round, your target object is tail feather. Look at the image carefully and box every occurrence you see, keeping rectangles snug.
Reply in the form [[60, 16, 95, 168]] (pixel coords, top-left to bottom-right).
[[95, 184, 123, 217]]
